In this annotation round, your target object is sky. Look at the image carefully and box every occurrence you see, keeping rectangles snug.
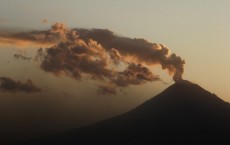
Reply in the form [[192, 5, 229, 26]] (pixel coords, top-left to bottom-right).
[[0, 0, 230, 143]]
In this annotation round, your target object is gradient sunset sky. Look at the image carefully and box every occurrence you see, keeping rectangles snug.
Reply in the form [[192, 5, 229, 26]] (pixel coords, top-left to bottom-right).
[[0, 0, 230, 140]]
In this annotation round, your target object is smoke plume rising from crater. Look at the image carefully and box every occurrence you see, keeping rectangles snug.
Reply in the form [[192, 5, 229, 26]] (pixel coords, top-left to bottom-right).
[[0, 23, 185, 94]]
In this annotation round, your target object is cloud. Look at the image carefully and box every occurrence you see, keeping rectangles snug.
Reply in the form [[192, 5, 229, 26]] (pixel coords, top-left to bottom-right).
[[112, 63, 160, 87], [110, 48, 123, 65], [0, 77, 41, 93], [75, 28, 185, 82], [0, 23, 69, 48], [97, 84, 117, 95], [14, 54, 32, 61], [40, 39, 113, 80], [0, 23, 185, 94]]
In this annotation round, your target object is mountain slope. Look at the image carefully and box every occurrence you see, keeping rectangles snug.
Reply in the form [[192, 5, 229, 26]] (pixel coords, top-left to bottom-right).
[[16, 81, 230, 145]]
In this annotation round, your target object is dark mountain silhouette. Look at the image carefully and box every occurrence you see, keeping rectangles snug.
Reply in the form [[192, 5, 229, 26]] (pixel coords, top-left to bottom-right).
[[14, 81, 230, 145]]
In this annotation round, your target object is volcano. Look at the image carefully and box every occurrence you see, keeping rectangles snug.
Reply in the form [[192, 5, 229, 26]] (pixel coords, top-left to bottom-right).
[[15, 81, 230, 145]]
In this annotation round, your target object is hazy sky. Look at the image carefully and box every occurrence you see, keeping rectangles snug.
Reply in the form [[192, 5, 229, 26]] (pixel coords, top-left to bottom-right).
[[0, 0, 230, 143]]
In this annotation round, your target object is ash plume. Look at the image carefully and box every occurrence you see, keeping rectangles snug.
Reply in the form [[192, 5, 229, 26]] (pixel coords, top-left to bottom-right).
[[113, 63, 160, 87], [0, 77, 41, 93], [0, 23, 185, 94], [75, 28, 185, 82]]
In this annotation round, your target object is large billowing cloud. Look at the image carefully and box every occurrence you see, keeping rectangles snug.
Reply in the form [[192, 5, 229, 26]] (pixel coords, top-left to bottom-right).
[[0, 77, 41, 93], [75, 28, 185, 82], [0, 23, 185, 94]]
